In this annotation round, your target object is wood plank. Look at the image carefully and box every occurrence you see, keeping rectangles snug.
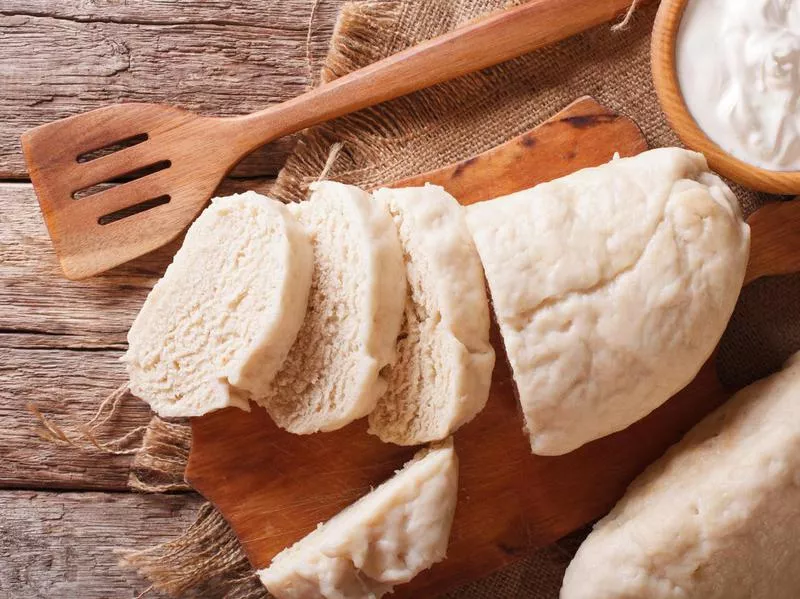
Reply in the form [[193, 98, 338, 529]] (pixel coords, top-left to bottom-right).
[[0, 182, 148, 488], [0, 0, 343, 179], [0, 490, 203, 598], [0, 346, 148, 490], [2, 0, 339, 27]]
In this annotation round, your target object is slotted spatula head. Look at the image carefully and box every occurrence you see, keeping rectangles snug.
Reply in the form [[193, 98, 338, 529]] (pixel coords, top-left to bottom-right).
[[22, 103, 241, 279]]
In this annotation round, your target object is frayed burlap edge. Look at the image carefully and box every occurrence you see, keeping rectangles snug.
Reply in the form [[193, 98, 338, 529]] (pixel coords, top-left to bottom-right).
[[129, 417, 193, 493], [271, 0, 406, 203], [119, 503, 267, 599], [271, 0, 659, 205], [29, 385, 147, 456]]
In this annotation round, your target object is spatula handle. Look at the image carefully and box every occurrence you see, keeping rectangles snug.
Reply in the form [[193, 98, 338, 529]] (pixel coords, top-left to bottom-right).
[[232, 0, 637, 150]]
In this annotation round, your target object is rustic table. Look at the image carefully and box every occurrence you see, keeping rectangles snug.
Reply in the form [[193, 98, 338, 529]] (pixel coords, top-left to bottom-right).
[[1, 2, 344, 596]]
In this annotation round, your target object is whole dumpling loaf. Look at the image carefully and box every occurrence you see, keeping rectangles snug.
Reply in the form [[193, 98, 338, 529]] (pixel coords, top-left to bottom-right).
[[561, 352, 800, 599], [466, 148, 750, 455], [259, 440, 459, 599], [124, 192, 313, 417]]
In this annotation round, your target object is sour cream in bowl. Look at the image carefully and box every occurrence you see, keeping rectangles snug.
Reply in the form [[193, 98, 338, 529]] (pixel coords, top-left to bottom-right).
[[652, 0, 800, 193]]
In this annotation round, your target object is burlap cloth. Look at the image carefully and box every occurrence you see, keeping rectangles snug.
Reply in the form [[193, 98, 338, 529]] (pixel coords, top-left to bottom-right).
[[118, 1, 800, 597]]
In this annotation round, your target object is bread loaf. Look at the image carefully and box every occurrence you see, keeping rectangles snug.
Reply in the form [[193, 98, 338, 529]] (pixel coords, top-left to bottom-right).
[[368, 185, 494, 445], [259, 440, 458, 599], [561, 352, 800, 599], [466, 148, 750, 455], [125, 192, 313, 417], [262, 181, 406, 434]]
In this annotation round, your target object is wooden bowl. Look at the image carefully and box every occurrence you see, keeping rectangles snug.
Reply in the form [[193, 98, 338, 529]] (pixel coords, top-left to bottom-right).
[[652, 0, 800, 194]]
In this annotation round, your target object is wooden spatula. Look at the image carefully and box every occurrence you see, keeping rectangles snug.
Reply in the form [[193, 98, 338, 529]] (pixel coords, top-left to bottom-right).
[[21, 0, 635, 280]]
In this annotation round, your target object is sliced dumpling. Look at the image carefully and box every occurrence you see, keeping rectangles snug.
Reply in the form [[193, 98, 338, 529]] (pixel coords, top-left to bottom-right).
[[259, 440, 459, 599], [124, 192, 313, 417], [368, 185, 495, 445], [466, 148, 750, 455], [561, 352, 800, 599], [262, 181, 406, 434]]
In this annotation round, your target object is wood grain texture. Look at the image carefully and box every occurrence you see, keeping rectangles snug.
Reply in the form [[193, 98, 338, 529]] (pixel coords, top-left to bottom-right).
[[191, 356, 730, 598], [745, 200, 800, 285], [0, 346, 146, 490], [0, 181, 157, 489], [393, 97, 648, 201], [0, 0, 342, 180], [1, 181, 168, 340], [2, 0, 336, 24], [0, 490, 202, 598], [651, 0, 800, 194]]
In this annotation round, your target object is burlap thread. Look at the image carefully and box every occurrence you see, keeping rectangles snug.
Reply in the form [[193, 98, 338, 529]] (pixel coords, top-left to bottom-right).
[[29, 385, 147, 456], [128, 417, 193, 493], [119, 503, 266, 599]]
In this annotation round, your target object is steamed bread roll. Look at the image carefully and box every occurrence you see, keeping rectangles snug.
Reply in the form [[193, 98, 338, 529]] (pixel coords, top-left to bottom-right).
[[561, 352, 800, 599]]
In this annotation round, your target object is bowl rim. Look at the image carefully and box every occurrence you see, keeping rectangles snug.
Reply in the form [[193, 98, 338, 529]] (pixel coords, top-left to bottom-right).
[[651, 0, 800, 194]]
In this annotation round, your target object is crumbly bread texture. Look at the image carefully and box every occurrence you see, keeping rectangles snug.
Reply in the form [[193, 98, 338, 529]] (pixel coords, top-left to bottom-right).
[[124, 192, 313, 418], [368, 185, 495, 445], [561, 352, 800, 599], [258, 439, 459, 599], [466, 148, 751, 455], [262, 181, 406, 434]]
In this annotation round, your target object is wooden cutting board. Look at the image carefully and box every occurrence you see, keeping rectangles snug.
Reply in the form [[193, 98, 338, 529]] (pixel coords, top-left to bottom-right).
[[186, 96, 800, 597]]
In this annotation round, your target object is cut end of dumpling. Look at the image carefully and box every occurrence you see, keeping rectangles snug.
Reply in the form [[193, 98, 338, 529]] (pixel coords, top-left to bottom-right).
[[258, 439, 458, 599], [124, 192, 313, 418]]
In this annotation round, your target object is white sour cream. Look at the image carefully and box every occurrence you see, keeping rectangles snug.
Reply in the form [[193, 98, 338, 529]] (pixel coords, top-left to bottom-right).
[[677, 0, 800, 171]]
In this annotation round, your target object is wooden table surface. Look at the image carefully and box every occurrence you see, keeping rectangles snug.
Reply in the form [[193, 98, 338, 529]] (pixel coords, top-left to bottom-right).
[[6, 4, 800, 599], [0, 2, 344, 596]]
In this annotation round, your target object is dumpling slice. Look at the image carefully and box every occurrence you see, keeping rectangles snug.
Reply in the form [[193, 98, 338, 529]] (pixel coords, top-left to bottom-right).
[[259, 440, 459, 599], [368, 185, 494, 446], [262, 181, 406, 433], [125, 192, 313, 417]]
